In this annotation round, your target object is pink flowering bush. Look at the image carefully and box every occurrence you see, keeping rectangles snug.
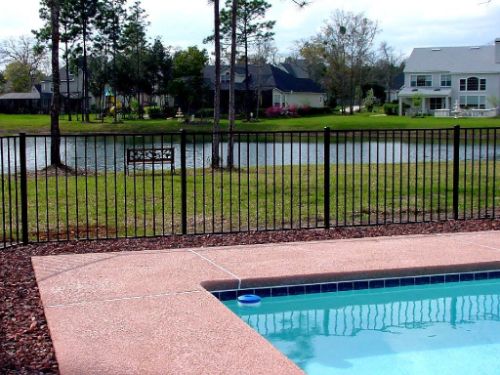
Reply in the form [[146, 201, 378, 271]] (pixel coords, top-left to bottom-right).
[[265, 106, 283, 118]]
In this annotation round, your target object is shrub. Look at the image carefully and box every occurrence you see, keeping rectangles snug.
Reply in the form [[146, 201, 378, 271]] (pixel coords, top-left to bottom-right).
[[306, 107, 333, 116], [297, 105, 311, 116], [196, 108, 214, 118], [147, 107, 164, 119], [363, 89, 376, 112], [287, 104, 298, 117], [265, 106, 283, 118], [383, 103, 399, 116]]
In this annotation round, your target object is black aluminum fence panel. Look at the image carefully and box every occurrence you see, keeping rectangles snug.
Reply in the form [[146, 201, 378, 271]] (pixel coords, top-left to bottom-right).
[[0, 137, 21, 247], [0, 127, 498, 246]]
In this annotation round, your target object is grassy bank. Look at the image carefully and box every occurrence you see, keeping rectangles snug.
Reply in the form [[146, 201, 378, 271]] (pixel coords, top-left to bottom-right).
[[0, 160, 497, 242], [0, 113, 499, 135]]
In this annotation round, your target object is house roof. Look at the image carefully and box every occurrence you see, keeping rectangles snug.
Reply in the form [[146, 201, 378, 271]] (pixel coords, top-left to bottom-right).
[[405, 45, 500, 74], [0, 86, 41, 100], [41, 66, 81, 83], [277, 61, 311, 79], [203, 64, 324, 94]]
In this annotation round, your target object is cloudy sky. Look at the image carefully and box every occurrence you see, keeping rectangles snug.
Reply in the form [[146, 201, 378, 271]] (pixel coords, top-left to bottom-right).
[[1, 0, 499, 58]]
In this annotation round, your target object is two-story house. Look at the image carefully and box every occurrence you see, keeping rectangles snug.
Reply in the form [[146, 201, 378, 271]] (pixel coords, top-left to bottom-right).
[[40, 67, 92, 113], [203, 63, 326, 112], [398, 38, 500, 117]]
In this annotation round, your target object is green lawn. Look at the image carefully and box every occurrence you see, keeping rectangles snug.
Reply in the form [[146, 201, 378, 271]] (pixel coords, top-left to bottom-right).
[[0, 112, 499, 135], [0, 160, 497, 242]]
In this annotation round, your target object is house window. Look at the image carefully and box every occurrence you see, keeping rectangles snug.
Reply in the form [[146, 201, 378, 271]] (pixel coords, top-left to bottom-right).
[[459, 95, 486, 109], [460, 77, 486, 91], [221, 72, 230, 83], [467, 77, 479, 91], [430, 98, 444, 110], [410, 74, 432, 87], [440, 74, 451, 87]]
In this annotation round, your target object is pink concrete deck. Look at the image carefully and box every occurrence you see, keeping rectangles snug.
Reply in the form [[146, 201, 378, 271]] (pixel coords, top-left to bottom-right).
[[32, 231, 500, 375]]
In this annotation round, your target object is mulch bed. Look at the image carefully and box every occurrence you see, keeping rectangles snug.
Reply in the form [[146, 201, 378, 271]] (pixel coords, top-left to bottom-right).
[[1, 219, 499, 374]]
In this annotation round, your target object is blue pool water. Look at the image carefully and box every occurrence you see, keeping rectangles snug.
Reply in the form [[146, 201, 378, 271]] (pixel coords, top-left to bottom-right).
[[224, 280, 500, 375]]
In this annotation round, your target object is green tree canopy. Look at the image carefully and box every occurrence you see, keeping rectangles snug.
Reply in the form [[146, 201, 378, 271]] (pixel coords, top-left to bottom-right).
[[145, 38, 173, 103], [207, 0, 275, 120], [121, 0, 150, 114], [4, 61, 43, 92], [0, 71, 6, 93], [299, 10, 378, 113], [170, 46, 208, 113]]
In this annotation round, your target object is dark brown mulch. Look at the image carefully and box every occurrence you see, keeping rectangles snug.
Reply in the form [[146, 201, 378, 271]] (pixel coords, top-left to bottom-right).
[[1, 219, 499, 374]]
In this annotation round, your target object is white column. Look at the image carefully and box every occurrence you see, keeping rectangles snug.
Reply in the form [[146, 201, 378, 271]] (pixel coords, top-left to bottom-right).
[[421, 98, 426, 114], [399, 97, 403, 116]]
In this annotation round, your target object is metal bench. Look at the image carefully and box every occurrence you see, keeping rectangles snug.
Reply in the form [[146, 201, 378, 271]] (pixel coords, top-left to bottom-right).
[[126, 147, 175, 174]]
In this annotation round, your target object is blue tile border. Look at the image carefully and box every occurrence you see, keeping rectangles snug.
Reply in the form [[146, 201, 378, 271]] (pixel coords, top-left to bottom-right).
[[211, 269, 500, 301]]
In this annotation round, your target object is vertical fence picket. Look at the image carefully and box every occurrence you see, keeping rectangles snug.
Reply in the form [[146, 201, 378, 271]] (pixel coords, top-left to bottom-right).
[[324, 127, 331, 230], [453, 125, 461, 220]]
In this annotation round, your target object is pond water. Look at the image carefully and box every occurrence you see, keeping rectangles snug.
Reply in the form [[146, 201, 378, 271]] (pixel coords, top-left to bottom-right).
[[1, 136, 498, 172]]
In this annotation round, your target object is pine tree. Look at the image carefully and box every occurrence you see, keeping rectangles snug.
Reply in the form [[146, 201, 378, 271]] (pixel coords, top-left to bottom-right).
[[121, 0, 149, 119], [219, 0, 275, 121]]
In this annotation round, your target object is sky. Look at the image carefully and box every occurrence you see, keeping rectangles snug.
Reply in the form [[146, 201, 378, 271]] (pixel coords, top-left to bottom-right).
[[1, 0, 499, 59]]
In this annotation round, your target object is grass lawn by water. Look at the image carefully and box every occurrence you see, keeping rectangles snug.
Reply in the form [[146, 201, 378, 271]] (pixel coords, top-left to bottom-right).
[[0, 112, 499, 135], [1, 161, 497, 242]]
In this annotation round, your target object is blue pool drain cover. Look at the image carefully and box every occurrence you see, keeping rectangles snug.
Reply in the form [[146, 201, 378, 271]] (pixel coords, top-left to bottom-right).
[[237, 294, 262, 306]]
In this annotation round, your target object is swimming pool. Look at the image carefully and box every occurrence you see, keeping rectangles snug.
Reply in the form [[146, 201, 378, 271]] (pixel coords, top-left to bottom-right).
[[224, 279, 500, 375]]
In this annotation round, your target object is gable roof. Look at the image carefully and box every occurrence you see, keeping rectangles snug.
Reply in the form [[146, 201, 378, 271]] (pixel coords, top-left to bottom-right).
[[0, 86, 41, 100], [277, 61, 311, 79], [405, 45, 500, 74], [269, 65, 323, 93], [41, 66, 83, 83], [203, 64, 324, 94]]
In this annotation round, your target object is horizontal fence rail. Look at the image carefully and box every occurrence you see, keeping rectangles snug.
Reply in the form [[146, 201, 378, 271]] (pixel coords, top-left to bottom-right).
[[0, 126, 499, 247]]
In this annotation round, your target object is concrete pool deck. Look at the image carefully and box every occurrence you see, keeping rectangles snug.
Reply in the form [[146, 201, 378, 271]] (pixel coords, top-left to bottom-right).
[[32, 231, 500, 375]]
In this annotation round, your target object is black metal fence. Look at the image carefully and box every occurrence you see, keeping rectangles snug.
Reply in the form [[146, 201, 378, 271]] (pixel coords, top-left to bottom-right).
[[0, 126, 498, 247]]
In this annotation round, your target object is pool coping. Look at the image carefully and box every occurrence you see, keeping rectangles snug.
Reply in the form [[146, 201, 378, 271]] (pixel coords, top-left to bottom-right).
[[31, 230, 500, 375]]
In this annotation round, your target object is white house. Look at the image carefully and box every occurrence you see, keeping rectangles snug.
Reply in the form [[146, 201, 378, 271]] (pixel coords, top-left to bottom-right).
[[398, 38, 500, 117], [203, 64, 327, 111]]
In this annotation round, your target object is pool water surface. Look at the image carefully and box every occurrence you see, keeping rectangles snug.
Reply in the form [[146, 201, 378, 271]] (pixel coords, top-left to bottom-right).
[[224, 279, 500, 375]]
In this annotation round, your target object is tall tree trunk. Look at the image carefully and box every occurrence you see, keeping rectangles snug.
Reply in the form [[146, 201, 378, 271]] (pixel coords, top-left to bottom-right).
[[112, 8, 118, 123], [349, 68, 354, 115], [81, 0, 90, 122], [227, 0, 237, 169], [64, 38, 72, 121], [211, 0, 221, 169], [50, 0, 62, 166], [244, 13, 251, 121], [136, 29, 143, 120]]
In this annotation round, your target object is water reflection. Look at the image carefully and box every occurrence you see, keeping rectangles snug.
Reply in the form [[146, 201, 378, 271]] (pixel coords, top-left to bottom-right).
[[225, 280, 500, 374], [1, 135, 499, 172]]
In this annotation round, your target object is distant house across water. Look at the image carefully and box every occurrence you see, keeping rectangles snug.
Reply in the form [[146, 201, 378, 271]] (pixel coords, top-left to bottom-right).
[[398, 38, 500, 117], [0, 67, 92, 114], [203, 63, 327, 113]]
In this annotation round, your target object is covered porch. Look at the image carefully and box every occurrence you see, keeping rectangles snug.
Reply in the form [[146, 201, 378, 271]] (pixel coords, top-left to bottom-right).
[[398, 88, 452, 116]]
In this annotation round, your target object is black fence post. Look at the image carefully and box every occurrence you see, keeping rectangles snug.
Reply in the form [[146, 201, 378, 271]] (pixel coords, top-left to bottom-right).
[[180, 129, 188, 235], [324, 127, 331, 229], [452, 125, 460, 220], [19, 133, 29, 244]]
